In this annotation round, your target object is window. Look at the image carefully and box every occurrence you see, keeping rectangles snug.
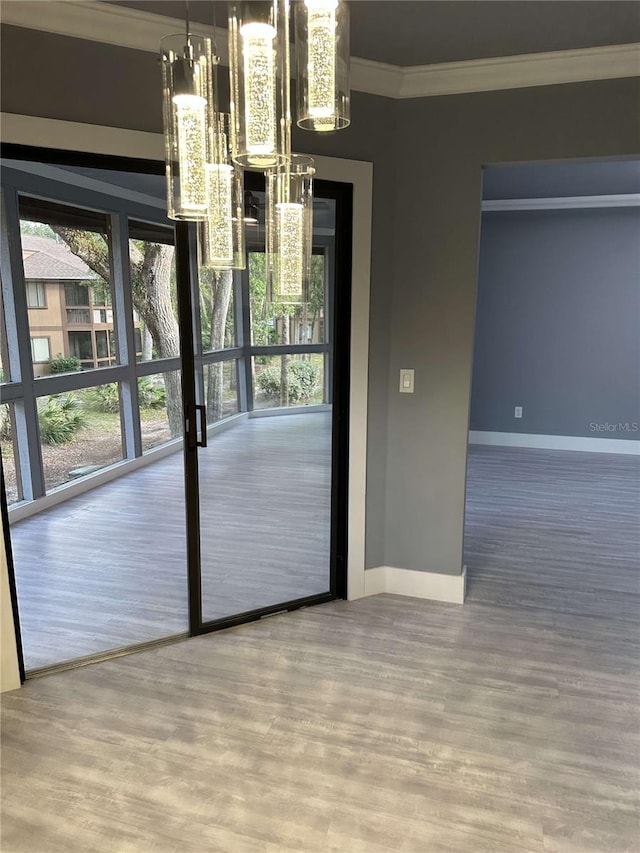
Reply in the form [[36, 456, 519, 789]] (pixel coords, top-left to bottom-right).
[[66, 308, 91, 324], [252, 354, 325, 409], [20, 204, 119, 372], [248, 251, 327, 346], [64, 283, 90, 306], [204, 361, 239, 424], [93, 309, 111, 324], [68, 330, 93, 363], [139, 371, 183, 452], [26, 281, 46, 308], [95, 330, 109, 360], [37, 385, 124, 492], [128, 227, 179, 363], [30, 337, 50, 362]]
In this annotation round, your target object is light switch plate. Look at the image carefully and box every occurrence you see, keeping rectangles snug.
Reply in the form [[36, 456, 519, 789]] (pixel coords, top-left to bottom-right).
[[399, 368, 415, 393]]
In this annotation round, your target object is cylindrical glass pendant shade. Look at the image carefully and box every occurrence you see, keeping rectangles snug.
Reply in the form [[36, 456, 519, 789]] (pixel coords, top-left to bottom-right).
[[229, 1, 291, 168], [295, 0, 350, 132], [266, 154, 315, 304], [161, 34, 214, 220], [200, 113, 246, 270]]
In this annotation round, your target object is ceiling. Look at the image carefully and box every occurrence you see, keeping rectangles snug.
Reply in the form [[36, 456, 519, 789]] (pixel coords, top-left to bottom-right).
[[107, 1, 640, 66]]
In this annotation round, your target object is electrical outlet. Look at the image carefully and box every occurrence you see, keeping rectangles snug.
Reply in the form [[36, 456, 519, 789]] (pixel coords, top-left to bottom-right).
[[514, 406, 523, 419]]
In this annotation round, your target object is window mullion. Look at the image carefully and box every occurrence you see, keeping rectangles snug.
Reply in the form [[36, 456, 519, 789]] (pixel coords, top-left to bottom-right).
[[0, 187, 45, 500], [109, 213, 142, 459], [239, 265, 253, 412]]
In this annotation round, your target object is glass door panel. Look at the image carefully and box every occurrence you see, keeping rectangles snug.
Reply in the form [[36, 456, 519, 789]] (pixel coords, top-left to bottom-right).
[[2, 158, 189, 672], [196, 186, 338, 624]]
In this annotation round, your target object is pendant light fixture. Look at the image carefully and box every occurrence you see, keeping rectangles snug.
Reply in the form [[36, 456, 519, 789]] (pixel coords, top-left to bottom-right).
[[160, 1, 352, 287], [161, 16, 215, 220], [200, 113, 247, 269], [228, 1, 292, 168], [295, 0, 350, 132], [266, 154, 315, 304]]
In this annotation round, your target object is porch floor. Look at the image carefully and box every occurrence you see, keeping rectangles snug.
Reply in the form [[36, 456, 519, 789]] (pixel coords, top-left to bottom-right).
[[11, 412, 332, 671]]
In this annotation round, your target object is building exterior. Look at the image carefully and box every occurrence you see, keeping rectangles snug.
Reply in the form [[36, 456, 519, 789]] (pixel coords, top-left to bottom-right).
[[23, 234, 119, 376]]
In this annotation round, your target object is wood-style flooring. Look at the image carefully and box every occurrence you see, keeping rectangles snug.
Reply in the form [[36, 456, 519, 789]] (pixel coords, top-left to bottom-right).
[[1, 444, 639, 851], [464, 444, 640, 617], [10, 413, 331, 671]]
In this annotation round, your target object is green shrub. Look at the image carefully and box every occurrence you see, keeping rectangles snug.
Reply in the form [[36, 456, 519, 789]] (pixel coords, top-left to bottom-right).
[[84, 383, 120, 413], [137, 377, 166, 410], [256, 367, 285, 401], [84, 379, 166, 413], [256, 359, 321, 404], [38, 395, 87, 445], [49, 354, 82, 374], [289, 360, 321, 398]]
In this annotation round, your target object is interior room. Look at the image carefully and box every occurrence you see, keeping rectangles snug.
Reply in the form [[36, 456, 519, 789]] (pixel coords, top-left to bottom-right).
[[464, 158, 640, 608], [1, 2, 639, 851]]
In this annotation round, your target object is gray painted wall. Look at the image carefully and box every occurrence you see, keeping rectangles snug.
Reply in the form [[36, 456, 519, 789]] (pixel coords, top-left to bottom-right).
[[2, 24, 640, 576], [0, 24, 397, 570], [383, 81, 640, 575], [483, 159, 640, 199], [470, 208, 640, 439]]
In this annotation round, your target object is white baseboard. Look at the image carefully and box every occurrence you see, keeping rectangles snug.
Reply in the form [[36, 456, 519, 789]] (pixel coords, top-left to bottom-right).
[[469, 431, 640, 455], [364, 565, 466, 604]]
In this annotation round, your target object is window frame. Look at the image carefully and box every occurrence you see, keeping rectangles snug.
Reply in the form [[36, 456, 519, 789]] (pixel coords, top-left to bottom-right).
[[29, 336, 50, 363], [25, 280, 46, 309], [1, 175, 181, 502]]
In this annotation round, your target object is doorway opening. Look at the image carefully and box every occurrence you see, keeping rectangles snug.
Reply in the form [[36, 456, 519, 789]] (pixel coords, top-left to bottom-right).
[[463, 158, 640, 614]]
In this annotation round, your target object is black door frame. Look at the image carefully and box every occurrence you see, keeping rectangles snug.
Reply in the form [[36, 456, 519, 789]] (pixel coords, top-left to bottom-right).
[[182, 170, 352, 636], [0, 143, 351, 670]]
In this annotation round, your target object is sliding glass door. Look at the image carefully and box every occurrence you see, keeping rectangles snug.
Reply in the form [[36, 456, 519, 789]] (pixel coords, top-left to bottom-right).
[[1, 146, 351, 672], [180, 175, 351, 632], [0, 155, 189, 671]]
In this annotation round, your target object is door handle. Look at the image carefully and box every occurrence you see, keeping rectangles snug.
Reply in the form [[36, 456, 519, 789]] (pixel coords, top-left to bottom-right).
[[197, 404, 207, 448], [186, 403, 207, 449]]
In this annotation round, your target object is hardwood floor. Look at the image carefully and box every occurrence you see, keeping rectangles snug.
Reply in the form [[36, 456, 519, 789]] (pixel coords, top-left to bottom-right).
[[10, 413, 332, 671], [1, 444, 638, 851], [464, 444, 640, 618]]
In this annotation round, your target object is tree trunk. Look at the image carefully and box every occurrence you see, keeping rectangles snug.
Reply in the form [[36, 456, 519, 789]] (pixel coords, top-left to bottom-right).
[[136, 245, 182, 437], [204, 269, 233, 422], [142, 326, 153, 361]]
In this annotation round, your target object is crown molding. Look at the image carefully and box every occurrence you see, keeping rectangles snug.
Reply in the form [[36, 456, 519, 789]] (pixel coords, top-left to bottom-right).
[[483, 194, 640, 211], [350, 57, 404, 100], [398, 43, 640, 98], [2, 1, 639, 99]]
